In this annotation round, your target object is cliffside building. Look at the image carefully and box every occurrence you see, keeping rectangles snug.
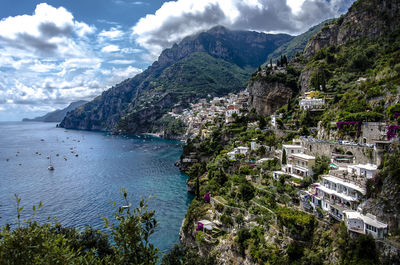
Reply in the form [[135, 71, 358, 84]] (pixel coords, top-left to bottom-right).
[[299, 98, 325, 110], [343, 211, 387, 238]]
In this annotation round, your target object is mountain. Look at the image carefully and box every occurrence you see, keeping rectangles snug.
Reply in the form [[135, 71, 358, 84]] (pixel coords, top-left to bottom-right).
[[249, 0, 400, 117], [23, 100, 88, 122], [60, 26, 293, 133], [303, 0, 400, 57], [267, 19, 333, 63]]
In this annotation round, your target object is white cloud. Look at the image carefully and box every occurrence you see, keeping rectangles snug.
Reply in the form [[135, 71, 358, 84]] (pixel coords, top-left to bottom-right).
[[0, 3, 95, 56], [0, 3, 145, 121], [99, 27, 124, 40], [132, 0, 353, 58], [105, 66, 142, 85], [121, 47, 142, 54], [101, 44, 120, 53], [108, 59, 135, 64]]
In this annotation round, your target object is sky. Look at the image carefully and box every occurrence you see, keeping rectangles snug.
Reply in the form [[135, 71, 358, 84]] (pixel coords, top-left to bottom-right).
[[0, 0, 355, 121]]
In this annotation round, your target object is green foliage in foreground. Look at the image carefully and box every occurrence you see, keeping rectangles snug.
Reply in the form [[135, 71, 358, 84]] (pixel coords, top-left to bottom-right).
[[161, 244, 217, 265], [0, 189, 158, 265]]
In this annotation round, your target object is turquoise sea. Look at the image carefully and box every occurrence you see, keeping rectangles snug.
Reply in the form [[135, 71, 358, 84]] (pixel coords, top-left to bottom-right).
[[0, 122, 192, 253]]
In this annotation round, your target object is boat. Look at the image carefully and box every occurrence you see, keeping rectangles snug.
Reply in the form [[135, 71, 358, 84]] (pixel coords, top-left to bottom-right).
[[48, 156, 55, 170]]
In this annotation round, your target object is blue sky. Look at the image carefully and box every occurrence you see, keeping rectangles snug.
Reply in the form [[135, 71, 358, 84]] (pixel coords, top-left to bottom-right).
[[0, 0, 354, 121]]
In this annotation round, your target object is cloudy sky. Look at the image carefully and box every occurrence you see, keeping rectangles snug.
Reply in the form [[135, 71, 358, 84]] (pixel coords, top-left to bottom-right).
[[0, 0, 354, 121]]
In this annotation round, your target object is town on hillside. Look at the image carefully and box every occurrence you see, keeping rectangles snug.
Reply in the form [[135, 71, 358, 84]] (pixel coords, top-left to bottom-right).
[[170, 82, 400, 263]]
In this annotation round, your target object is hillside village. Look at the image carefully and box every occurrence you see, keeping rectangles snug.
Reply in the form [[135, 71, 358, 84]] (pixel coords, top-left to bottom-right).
[[169, 74, 400, 263]]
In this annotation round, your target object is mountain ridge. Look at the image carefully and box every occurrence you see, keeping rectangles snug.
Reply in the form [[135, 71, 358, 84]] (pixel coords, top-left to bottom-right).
[[60, 26, 293, 133], [23, 100, 88, 122]]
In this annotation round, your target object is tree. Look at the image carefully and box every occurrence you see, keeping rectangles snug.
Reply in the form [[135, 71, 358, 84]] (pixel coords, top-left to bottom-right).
[[237, 228, 251, 256], [312, 155, 330, 180], [196, 175, 200, 199], [0, 190, 159, 264], [270, 59, 273, 68], [282, 55, 288, 66], [282, 149, 287, 165], [239, 181, 255, 201], [162, 244, 216, 265]]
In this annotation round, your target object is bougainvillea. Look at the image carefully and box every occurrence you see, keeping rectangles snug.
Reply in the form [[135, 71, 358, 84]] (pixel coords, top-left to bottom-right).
[[336, 121, 361, 137], [196, 222, 204, 231], [204, 192, 210, 203], [387, 125, 400, 140]]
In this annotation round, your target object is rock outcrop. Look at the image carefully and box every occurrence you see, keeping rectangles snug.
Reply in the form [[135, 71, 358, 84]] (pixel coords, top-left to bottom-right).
[[247, 78, 294, 116]]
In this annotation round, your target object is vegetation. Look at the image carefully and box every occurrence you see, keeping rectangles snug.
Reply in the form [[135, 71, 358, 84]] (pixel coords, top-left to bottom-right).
[[161, 244, 216, 265], [267, 19, 333, 63], [0, 189, 158, 264]]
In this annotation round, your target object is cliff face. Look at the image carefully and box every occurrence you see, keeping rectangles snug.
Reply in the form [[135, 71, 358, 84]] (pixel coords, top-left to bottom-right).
[[247, 79, 294, 116], [304, 0, 400, 57], [60, 26, 293, 133]]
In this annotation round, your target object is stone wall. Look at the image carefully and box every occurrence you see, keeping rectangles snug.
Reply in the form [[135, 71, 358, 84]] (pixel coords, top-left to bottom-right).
[[301, 139, 376, 164]]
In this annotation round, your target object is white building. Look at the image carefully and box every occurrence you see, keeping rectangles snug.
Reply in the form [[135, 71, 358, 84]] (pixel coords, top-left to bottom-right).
[[225, 105, 239, 123], [270, 115, 278, 128], [237, 146, 249, 155], [282, 144, 304, 156], [227, 146, 249, 160], [284, 153, 315, 179], [343, 211, 387, 238], [299, 98, 325, 110], [310, 174, 365, 221], [347, 164, 378, 179], [250, 139, 260, 150]]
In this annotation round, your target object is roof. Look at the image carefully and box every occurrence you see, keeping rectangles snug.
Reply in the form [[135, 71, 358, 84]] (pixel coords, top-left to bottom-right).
[[322, 175, 366, 194], [343, 211, 387, 229], [283, 144, 303, 149], [363, 214, 387, 229], [291, 153, 315, 160], [257, 158, 274, 163], [237, 146, 249, 150], [343, 210, 362, 220], [198, 220, 215, 230], [349, 164, 378, 171]]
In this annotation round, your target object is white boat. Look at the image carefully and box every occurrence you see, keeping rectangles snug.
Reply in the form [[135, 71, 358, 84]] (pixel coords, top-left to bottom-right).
[[48, 156, 55, 170]]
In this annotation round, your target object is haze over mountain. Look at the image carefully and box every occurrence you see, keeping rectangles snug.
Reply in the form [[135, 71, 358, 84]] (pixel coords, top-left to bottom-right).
[[22, 100, 88, 122]]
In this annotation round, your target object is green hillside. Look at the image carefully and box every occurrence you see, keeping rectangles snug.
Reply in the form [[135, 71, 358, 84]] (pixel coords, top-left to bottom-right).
[[267, 20, 332, 63]]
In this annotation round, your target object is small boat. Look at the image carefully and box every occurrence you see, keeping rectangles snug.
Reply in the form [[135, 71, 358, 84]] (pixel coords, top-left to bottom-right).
[[63, 157, 67, 161], [75, 154, 78, 157], [56, 153, 59, 157], [48, 156, 55, 170], [5, 158, 9, 161], [40, 139, 45, 141]]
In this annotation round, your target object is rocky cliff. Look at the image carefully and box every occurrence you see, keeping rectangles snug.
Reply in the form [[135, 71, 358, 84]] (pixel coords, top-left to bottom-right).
[[60, 26, 293, 133], [247, 77, 294, 116], [247, 64, 301, 116], [304, 0, 400, 57]]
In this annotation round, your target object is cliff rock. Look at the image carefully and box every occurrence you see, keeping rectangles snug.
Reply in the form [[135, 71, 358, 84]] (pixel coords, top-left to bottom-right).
[[247, 78, 294, 116], [304, 0, 400, 57]]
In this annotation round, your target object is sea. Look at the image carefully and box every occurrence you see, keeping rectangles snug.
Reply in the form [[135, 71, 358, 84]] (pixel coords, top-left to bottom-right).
[[0, 121, 193, 254]]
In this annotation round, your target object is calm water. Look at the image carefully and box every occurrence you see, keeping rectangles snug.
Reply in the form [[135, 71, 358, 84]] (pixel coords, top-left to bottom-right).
[[0, 122, 192, 254]]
